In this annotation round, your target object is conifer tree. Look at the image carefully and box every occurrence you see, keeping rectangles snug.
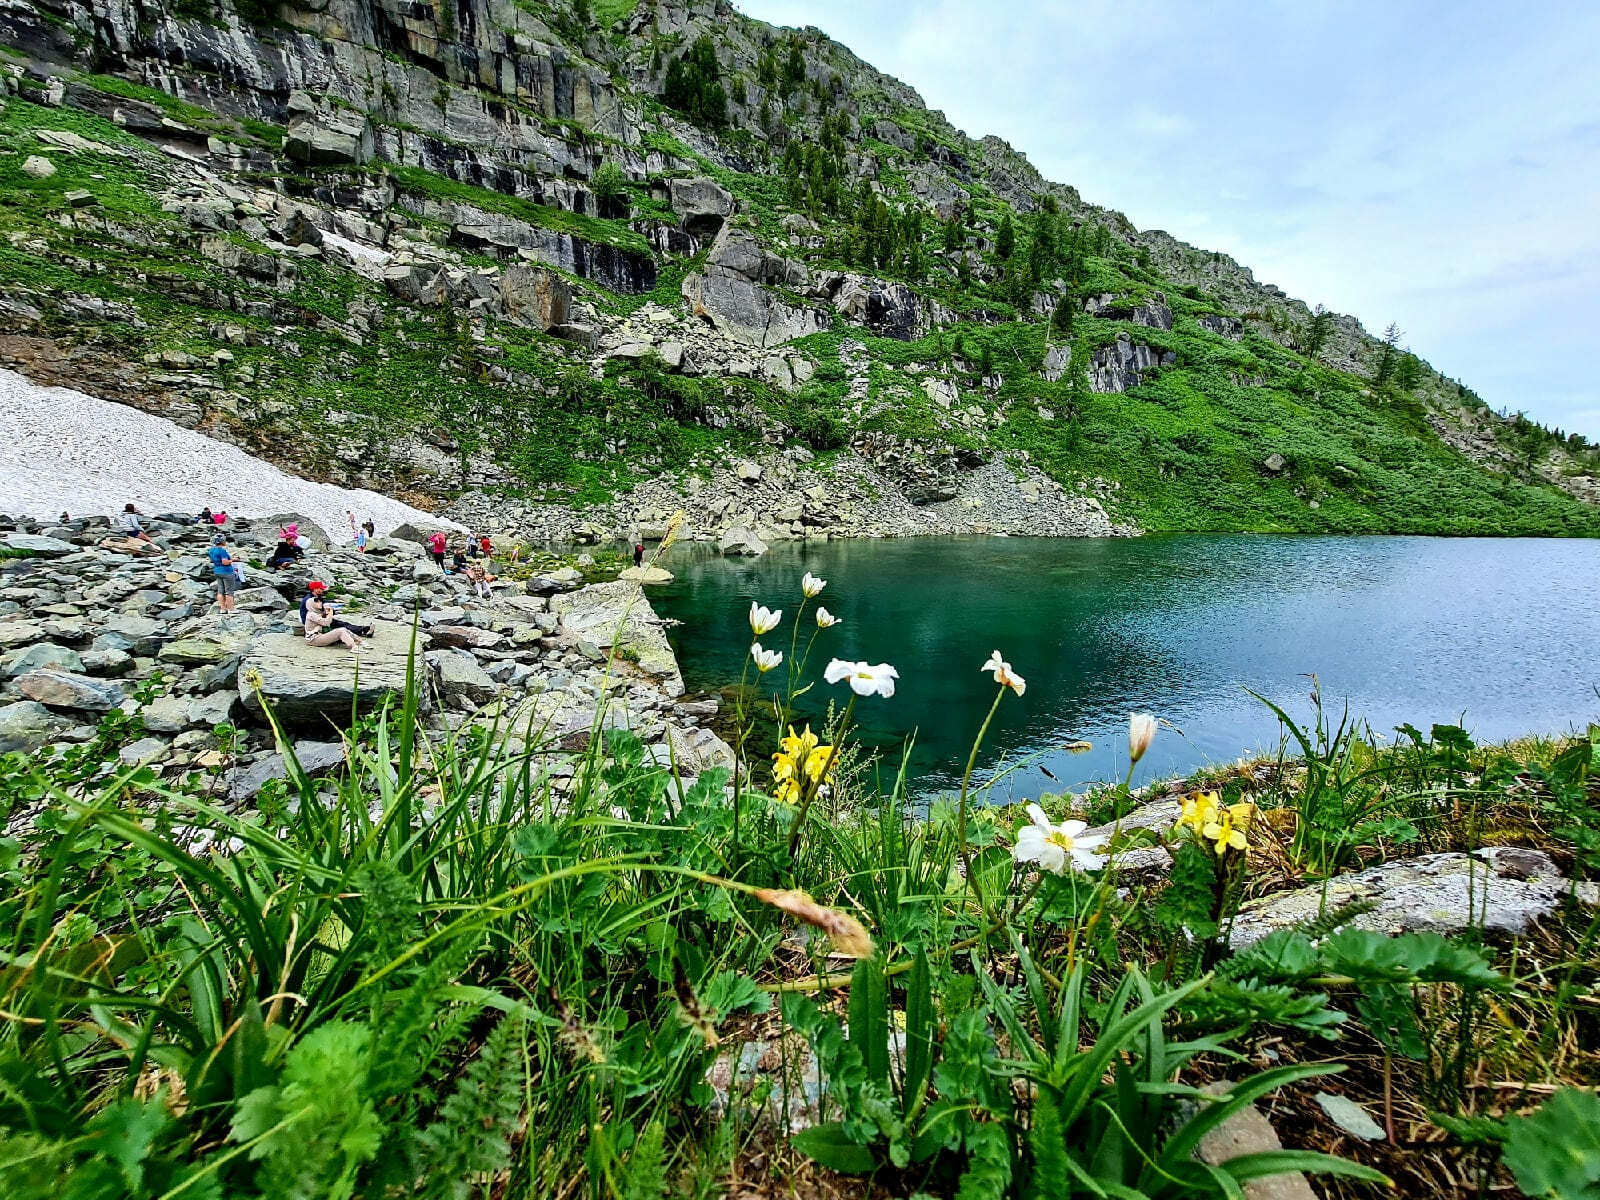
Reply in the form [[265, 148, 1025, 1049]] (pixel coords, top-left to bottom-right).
[[1374, 322, 1403, 391], [1304, 303, 1333, 360], [996, 212, 1015, 260]]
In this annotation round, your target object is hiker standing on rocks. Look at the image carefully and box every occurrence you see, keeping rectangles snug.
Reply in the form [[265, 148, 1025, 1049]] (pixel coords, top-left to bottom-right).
[[633, 542, 644, 568], [478, 533, 493, 561], [427, 529, 448, 572], [207, 533, 239, 614], [348, 511, 369, 552]]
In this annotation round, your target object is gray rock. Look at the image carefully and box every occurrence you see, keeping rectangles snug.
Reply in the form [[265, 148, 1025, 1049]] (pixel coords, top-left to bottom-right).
[[15, 670, 126, 712], [681, 272, 827, 349], [81, 648, 134, 677], [1313, 1093, 1385, 1141], [2, 641, 84, 678], [0, 700, 65, 752], [425, 648, 498, 704], [21, 155, 55, 179], [229, 740, 347, 803], [119, 736, 169, 766], [1262, 453, 1288, 474], [0, 622, 46, 650], [95, 615, 164, 656], [668, 177, 735, 237], [717, 527, 768, 558], [4, 533, 76, 556], [1228, 847, 1574, 949], [238, 628, 422, 729], [141, 695, 194, 733], [429, 624, 506, 651], [500, 264, 571, 330], [549, 581, 684, 696]]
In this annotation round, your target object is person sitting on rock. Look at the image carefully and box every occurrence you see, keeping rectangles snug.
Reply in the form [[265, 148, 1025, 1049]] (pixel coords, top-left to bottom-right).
[[303, 591, 362, 651], [450, 546, 468, 574], [298, 580, 373, 638], [466, 561, 494, 601], [267, 534, 304, 570], [197, 506, 214, 525], [117, 503, 155, 548], [207, 533, 239, 614]]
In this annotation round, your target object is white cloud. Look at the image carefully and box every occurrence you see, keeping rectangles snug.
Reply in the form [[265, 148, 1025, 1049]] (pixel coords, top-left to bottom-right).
[[739, 0, 1600, 437]]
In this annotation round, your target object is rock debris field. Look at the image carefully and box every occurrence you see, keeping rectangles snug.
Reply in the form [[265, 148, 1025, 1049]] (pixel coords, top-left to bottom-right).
[[0, 368, 454, 541]]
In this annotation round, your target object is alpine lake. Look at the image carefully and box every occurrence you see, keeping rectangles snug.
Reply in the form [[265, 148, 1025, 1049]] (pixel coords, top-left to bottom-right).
[[650, 535, 1600, 803]]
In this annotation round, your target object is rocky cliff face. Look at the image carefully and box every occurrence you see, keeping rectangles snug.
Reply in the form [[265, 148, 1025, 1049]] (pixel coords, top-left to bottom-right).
[[0, 0, 1594, 535]]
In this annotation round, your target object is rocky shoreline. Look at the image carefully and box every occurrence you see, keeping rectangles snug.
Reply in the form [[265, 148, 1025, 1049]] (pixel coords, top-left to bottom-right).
[[0, 510, 732, 825], [445, 445, 1134, 551]]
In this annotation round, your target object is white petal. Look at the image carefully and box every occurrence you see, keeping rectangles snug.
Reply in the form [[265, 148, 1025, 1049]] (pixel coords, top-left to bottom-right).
[[1025, 803, 1051, 829], [1059, 820, 1087, 838], [824, 659, 857, 684]]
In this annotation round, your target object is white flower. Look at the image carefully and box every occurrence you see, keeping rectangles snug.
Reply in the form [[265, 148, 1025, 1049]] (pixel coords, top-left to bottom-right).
[[749, 602, 782, 635], [801, 571, 827, 598], [815, 607, 840, 628], [980, 650, 1026, 696], [1128, 712, 1157, 766], [750, 642, 783, 673], [824, 658, 899, 698], [1012, 804, 1107, 874]]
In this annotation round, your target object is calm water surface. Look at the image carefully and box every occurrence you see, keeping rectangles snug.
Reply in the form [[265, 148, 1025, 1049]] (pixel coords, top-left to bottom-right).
[[650, 536, 1600, 802]]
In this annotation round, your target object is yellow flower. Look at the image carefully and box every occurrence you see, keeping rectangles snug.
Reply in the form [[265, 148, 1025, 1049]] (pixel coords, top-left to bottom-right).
[[773, 725, 834, 804], [1202, 810, 1249, 857], [1176, 789, 1222, 837]]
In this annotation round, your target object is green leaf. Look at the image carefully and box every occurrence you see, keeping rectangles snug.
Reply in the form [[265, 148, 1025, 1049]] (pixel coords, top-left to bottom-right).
[[85, 1096, 169, 1192], [848, 955, 889, 1088], [1220, 1149, 1390, 1185], [1502, 1088, 1600, 1199], [904, 947, 934, 1112], [791, 1122, 877, 1174]]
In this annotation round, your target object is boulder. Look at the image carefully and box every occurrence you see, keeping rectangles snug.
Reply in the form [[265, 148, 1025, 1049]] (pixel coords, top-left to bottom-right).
[[735, 460, 762, 482], [428, 624, 506, 651], [15, 670, 125, 712], [1, 642, 83, 678], [0, 622, 46, 650], [500, 264, 571, 330], [681, 272, 828, 349], [618, 565, 673, 584], [94, 615, 164, 656], [1262, 453, 1288, 474], [21, 155, 55, 179], [4, 533, 76, 556], [238, 628, 422, 729], [425, 648, 498, 704], [668, 177, 735, 237], [1227, 847, 1576, 949], [158, 636, 245, 666], [229, 740, 347, 803], [119, 737, 169, 766], [0, 700, 65, 752], [717, 527, 768, 558], [284, 94, 374, 166], [549, 581, 684, 696], [390, 519, 458, 544]]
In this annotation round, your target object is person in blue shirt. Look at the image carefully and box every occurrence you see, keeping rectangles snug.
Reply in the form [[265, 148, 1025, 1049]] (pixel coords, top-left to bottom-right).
[[207, 533, 238, 614]]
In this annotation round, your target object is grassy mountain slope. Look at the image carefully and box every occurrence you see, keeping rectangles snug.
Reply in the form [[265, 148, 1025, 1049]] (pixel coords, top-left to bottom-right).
[[0, 0, 1595, 535]]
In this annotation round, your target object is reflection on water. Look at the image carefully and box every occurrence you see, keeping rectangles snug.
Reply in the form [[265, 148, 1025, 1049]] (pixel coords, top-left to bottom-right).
[[650, 536, 1600, 802]]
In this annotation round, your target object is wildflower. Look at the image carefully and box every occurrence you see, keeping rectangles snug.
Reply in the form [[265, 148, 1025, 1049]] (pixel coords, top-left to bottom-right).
[[1176, 789, 1222, 837], [824, 658, 899, 698], [749, 602, 782, 635], [750, 642, 783, 673], [801, 571, 827, 598], [815, 607, 840, 628], [1202, 803, 1253, 857], [753, 888, 874, 958], [1012, 803, 1108, 874], [772, 725, 834, 805], [980, 650, 1026, 696], [1128, 712, 1158, 765]]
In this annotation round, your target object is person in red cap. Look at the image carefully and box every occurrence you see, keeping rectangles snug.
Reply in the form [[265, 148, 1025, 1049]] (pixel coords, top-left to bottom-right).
[[299, 580, 372, 639]]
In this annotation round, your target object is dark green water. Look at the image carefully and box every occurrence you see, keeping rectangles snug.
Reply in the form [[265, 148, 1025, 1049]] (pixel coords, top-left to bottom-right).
[[651, 536, 1600, 802]]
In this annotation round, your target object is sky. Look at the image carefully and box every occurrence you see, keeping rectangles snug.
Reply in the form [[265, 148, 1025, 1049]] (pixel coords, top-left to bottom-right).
[[739, 0, 1600, 439]]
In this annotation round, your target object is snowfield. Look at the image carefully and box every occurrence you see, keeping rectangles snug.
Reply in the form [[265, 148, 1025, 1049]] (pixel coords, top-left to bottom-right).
[[0, 368, 458, 540]]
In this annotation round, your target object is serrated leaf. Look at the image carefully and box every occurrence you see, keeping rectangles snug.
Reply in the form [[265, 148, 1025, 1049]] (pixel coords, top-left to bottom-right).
[[1502, 1088, 1600, 1199]]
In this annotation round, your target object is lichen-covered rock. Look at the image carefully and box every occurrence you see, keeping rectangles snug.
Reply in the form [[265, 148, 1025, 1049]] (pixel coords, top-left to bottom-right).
[[668, 177, 734, 237], [0, 700, 66, 752], [1227, 847, 1575, 949], [548, 580, 684, 696], [15, 669, 126, 712]]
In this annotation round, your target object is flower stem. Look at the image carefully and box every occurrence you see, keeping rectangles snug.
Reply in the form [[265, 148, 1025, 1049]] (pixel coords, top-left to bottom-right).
[[957, 685, 1008, 896]]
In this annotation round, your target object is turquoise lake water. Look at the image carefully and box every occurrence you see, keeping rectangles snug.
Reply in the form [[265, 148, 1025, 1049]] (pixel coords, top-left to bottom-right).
[[650, 536, 1600, 802]]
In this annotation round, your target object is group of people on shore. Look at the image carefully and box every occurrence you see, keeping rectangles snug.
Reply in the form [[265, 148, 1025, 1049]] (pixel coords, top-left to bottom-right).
[[88, 504, 520, 654]]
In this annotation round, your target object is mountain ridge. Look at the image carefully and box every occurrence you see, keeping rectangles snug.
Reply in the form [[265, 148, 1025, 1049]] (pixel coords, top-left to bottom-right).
[[0, 0, 1596, 538]]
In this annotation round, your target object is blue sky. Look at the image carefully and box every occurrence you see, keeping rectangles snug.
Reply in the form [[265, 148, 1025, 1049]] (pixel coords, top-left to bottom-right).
[[739, 1, 1600, 439]]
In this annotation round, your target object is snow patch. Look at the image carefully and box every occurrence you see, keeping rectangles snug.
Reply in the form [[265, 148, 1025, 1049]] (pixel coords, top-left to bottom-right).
[[0, 368, 460, 540]]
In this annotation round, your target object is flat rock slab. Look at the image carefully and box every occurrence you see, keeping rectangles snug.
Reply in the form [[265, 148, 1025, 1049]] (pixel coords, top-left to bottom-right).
[[15, 669, 126, 711], [238, 627, 423, 729], [229, 740, 347, 803], [618, 565, 673, 584], [549, 580, 684, 696], [1228, 847, 1572, 949], [4, 533, 76, 556]]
